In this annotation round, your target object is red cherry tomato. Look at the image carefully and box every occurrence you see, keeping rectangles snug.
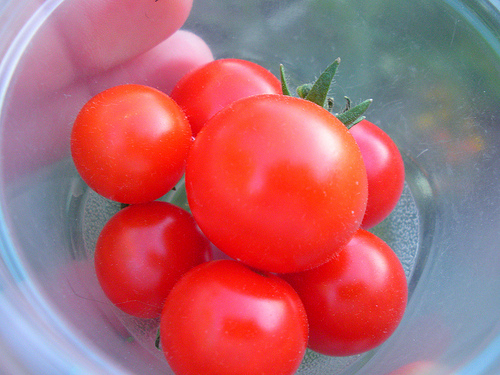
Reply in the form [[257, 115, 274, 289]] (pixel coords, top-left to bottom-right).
[[71, 84, 192, 204], [388, 361, 443, 375], [349, 119, 405, 229], [283, 229, 408, 356], [94, 201, 211, 319], [185, 94, 368, 273], [170, 58, 282, 136], [160, 259, 308, 375]]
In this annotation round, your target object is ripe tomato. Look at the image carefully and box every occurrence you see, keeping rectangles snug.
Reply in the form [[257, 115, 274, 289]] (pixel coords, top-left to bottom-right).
[[94, 201, 211, 319], [185, 94, 368, 273], [71, 84, 192, 204], [283, 229, 408, 356], [349, 119, 405, 229], [388, 361, 444, 375], [170, 58, 282, 136], [160, 259, 308, 375]]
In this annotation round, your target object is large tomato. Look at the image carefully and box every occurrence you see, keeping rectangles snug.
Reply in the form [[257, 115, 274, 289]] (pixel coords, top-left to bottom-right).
[[283, 229, 408, 356], [71, 84, 192, 204], [185, 94, 368, 273], [349, 119, 405, 229], [160, 259, 308, 375], [170, 58, 282, 136], [94, 201, 211, 319]]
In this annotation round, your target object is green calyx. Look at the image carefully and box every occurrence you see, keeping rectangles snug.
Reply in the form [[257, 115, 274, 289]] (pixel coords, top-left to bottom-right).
[[155, 328, 161, 350], [280, 58, 372, 129]]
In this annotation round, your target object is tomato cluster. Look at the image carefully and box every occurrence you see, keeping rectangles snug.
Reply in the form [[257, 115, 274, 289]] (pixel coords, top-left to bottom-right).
[[71, 56, 407, 374]]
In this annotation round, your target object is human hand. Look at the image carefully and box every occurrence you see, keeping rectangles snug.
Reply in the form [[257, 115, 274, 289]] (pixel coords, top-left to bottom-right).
[[3, 0, 213, 179]]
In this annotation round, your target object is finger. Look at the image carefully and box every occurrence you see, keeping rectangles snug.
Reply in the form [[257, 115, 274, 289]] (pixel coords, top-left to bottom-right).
[[15, 0, 193, 98], [89, 30, 214, 95], [3, 30, 213, 180], [56, 0, 194, 73]]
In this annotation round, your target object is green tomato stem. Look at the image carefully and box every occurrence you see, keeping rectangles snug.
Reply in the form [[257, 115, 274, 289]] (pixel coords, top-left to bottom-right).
[[336, 99, 373, 129], [296, 83, 313, 99], [305, 57, 340, 107], [279, 58, 372, 129], [280, 64, 292, 96], [155, 328, 161, 350]]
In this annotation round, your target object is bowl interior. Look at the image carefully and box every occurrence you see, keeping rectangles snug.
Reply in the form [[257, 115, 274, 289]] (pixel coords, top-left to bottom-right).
[[1, 0, 500, 374]]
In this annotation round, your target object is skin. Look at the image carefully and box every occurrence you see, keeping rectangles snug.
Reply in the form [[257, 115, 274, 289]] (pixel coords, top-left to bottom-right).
[[16, 0, 194, 95], [3, 0, 213, 180]]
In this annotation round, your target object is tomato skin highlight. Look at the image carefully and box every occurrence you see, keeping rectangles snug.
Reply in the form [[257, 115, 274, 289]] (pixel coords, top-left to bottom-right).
[[170, 58, 282, 136], [94, 201, 211, 319], [350, 119, 405, 229], [185, 94, 368, 273], [283, 229, 408, 356], [71, 84, 192, 204], [160, 259, 309, 375]]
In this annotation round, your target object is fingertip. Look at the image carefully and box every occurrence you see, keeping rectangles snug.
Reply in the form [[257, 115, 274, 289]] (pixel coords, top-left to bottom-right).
[[142, 30, 215, 94], [88, 29, 214, 95], [60, 0, 194, 73]]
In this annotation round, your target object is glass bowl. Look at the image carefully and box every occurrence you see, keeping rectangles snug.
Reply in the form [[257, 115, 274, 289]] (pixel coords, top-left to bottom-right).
[[1, 0, 500, 374]]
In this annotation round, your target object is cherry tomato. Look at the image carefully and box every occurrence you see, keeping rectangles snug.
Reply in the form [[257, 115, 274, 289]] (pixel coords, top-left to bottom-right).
[[94, 201, 211, 319], [283, 229, 408, 356], [185, 94, 368, 273], [388, 361, 444, 375], [71, 84, 192, 204], [160, 259, 308, 375], [170, 58, 282, 136], [349, 119, 405, 229]]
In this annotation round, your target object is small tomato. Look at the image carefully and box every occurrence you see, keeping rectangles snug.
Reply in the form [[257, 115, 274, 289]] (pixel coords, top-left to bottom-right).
[[94, 201, 211, 319], [160, 260, 308, 375]]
